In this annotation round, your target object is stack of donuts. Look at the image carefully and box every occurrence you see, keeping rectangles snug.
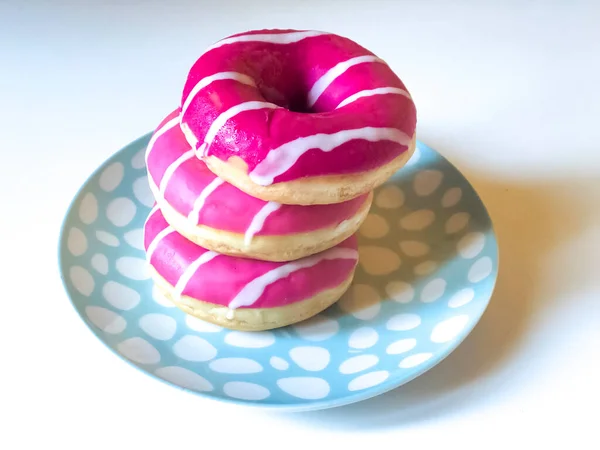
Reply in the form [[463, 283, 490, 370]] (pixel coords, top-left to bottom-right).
[[143, 29, 417, 331]]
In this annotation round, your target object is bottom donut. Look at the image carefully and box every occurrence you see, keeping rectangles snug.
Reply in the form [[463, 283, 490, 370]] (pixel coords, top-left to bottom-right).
[[144, 206, 359, 331]]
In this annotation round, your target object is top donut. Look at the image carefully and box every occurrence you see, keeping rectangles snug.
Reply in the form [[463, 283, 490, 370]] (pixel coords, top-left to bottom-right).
[[180, 29, 417, 205]]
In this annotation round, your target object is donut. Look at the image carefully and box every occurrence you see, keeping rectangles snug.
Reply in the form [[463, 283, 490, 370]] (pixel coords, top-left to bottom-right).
[[180, 29, 417, 205], [144, 206, 359, 331], [145, 109, 372, 262]]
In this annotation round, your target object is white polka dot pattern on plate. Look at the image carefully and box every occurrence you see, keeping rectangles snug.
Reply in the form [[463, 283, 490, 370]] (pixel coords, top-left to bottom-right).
[[359, 213, 390, 238], [117, 337, 160, 364], [386, 338, 417, 355], [123, 228, 144, 250], [106, 198, 137, 227], [289, 347, 330, 371], [348, 370, 389, 391], [60, 139, 497, 409], [385, 281, 414, 303], [399, 240, 430, 257], [448, 288, 476, 308], [420, 278, 447, 303], [458, 232, 485, 259], [359, 246, 401, 275], [67, 227, 87, 256], [339, 284, 381, 320], [468, 256, 493, 282], [224, 331, 275, 348], [95, 230, 120, 247], [133, 176, 154, 207], [441, 187, 462, 207], [115, 256, 150, 280], [131, 149, 146, 169], [79, 192, 98, 225], [414, 260, 438, 276], [431, 315, 470, 343], [155, 366, 213, 392], [139, 313, 177, 340], [293, 316, 339, 341], [386, 314, 421, 331], [348, 327, 379, 349], [399, 353, 433, 369], [445, 212, 470, 234], [413, 170, 443, 196], [399, 209, 435, 230], [99, 162, 124, 192], [173, 335, 217, 362], [270, 357, 290, 370], [91, 253, 109, 275], [102, 281, 140, 310], [277, 377, 330, 400], [209, 358, 263, 374], [70, 266, 94, 296], [185, 315, 222, 332], [85, 306, 126, 334], [224, 382, 270, 400], [375, 185, 404, 209], [339, 355, 379, 374]]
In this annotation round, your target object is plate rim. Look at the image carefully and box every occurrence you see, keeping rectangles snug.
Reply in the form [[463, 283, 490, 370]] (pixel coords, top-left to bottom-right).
[[57, 133, 499, 412]]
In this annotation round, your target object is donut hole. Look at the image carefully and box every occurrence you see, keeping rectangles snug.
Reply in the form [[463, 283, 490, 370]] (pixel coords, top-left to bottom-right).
[[257, 83, 312, 113]]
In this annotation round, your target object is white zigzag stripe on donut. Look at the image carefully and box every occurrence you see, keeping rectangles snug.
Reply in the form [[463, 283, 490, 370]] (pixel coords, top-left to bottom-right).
[[174, 251, 219, 297], [307, 55, 386, 107], [197, 101, 279, 157], [244, 201, 281, 246], [181, 72, 256, 116], [336, 87, 411, 109], [144, 207, 173, 261], [146, 225, 175, 261], [204, 30, 328, 53], [249, 127, 412, 186], [145, 116, 180, 167], [158, 149, 194, 194], [228, 246, 359, 309], [145, 116, 280, 236], [147, 211, 358, 308], [188, 177, 225, 224]]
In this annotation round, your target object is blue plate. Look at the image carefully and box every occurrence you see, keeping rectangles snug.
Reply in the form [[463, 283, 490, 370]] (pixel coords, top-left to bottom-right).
[[58, 135, 498, 412]]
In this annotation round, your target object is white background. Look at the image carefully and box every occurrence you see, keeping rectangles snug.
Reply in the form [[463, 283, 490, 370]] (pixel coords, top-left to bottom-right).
[[1, 1, 599, 448]]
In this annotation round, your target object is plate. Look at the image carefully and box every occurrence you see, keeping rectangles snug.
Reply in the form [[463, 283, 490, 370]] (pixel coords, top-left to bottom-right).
[[58, 135, 498, 412]]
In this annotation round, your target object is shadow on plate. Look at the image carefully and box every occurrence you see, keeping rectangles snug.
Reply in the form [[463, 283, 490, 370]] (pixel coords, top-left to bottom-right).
[[272, 169, 596, 429]]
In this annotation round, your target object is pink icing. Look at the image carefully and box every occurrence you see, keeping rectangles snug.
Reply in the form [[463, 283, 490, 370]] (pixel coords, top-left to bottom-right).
[[181, 29, 417, 184], [145, 109, 369, 236], [144, 207, 358, 309]]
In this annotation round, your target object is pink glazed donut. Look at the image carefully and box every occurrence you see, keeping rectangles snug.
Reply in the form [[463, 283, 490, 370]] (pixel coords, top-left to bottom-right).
[[144, 207, 359, 331], [145, 109, 372, 262], [180, 29, 417, 205]]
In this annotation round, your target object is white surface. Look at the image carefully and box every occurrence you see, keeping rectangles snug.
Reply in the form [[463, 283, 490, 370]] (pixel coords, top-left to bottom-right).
[[1, 1, 599, 448]]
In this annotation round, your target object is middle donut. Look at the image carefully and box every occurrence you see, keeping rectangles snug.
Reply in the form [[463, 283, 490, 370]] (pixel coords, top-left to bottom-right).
[[145, 109, 372, 262]]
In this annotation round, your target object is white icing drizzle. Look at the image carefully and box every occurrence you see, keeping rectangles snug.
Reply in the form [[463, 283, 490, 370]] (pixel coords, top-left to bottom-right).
[[174, 251, 219, 297], [143, 205, 160, 246], [205, 30, 328, 53], [225, 309, 235, 320], [249, 127, 412, 186], [181, 72, 256, 116], [307, 55, 385, 107], [244, 201, 281, 246], [198, 101, 279, 157], [158, 149, 195, 194], [187, 177, 225, 224], [146, 225, 175, 262], [145, 116, 180, 168], [336, 87, 410, 109], [228, 247, 358, 310]]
